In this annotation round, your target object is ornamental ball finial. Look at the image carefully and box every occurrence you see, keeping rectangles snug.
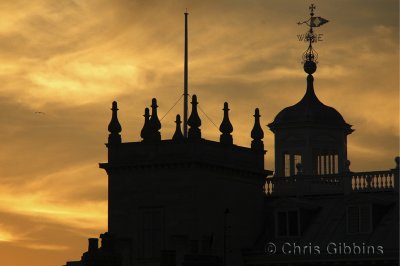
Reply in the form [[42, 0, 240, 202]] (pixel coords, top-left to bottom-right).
[[296, 163, 303, 175], [304, 60, 317, 74]]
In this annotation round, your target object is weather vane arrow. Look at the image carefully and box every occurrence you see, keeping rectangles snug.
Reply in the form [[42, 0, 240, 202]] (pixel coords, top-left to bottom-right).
[[310, 16, 329, 27], [297, 16, 329, 27]]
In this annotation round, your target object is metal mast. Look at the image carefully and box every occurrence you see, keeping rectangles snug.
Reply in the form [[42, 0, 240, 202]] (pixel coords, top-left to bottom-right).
[[183, 9, 189, 138]]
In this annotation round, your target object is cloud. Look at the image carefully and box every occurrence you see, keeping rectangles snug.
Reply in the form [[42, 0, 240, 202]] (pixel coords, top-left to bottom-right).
[[0, 1, 398, 265]]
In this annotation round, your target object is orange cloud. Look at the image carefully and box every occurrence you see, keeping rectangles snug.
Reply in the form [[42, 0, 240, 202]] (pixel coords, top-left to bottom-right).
[[0, 1, 397, 265]]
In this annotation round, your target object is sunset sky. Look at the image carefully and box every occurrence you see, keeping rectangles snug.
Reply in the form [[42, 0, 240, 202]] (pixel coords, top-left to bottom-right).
[[0, 0, 398, 265]]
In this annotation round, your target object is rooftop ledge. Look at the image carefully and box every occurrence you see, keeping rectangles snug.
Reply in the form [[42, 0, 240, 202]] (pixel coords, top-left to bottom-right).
[[100, 138, 272, 176]]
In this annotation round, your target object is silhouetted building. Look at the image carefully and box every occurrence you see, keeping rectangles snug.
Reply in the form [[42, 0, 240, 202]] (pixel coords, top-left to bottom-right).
[[64, 69, 399, 266], [65, 8, 398, 266], [103, 97, 271, 266], [243, 63, 399, 266]]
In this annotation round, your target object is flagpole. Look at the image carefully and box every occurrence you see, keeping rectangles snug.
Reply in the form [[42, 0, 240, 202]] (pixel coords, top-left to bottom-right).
[[183, 9, 189, 138]]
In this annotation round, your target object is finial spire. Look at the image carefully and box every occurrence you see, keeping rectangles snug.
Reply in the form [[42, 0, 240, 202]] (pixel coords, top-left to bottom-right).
[[140, 107, 151, 141], [187, 95, 201, 139], [219, 102, 233, 145], [183, 10, 189, 138], [108, 101, 122, 144], [148, 98, 161, 141], [251, 108, 264, 150], [172, 114, 184, 141]]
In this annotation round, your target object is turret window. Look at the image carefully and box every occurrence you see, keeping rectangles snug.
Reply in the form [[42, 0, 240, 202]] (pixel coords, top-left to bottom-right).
[[284, 154, 290, 176], [283, 153, 302, 176], [317, 153, 338, 175]]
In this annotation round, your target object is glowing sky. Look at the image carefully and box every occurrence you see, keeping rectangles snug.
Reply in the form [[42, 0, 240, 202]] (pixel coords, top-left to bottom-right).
[[0, 0, 398, 265]]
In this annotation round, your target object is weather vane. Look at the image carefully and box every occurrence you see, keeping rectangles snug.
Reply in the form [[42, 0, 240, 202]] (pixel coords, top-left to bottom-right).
[[297, 4, 329, 66]]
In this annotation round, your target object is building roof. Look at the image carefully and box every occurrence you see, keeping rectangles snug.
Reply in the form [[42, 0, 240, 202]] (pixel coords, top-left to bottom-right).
[[244, 192, 399, 265], [268, 74, 353, 134]]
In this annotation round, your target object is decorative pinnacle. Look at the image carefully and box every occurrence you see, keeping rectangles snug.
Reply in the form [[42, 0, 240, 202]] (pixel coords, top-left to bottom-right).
[[150, 98, 161, 131], [219, 102, 233, 134], [108, 101, 122, 134], [188, 95, 201, 139], [107, 101, 122, 144], [251, 108, 264, 150], [173, 114, 184, 141], [188, 95, 201, 128], [219, 102, 233, 145], [148, 98, 161, 141], [140, 107, 150, 141]]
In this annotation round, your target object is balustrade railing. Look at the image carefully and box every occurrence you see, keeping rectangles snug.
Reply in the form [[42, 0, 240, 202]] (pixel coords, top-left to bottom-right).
[[351, 171, 395, 191], [265, 169, 398, 196]]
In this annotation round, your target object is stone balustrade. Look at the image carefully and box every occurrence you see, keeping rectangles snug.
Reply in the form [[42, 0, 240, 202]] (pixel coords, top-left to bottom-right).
[[265, 168, 398, 196]]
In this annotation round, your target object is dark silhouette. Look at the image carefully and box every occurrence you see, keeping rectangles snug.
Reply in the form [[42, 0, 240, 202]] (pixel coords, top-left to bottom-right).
[[183, 10, 189, 138], [172, 115, 184, 141], [187, 94, 201, 140], [219, 102, 233, 145], [107, 101, 122, 145], [65, 6, 399, 266], [250, 108, 264, 151], [140, 107, 151, 141], [149, 98, 162, 141], [66, 233, 121, 266]]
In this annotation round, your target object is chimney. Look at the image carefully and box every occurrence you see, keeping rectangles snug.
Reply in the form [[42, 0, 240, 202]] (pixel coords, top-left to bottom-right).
[[88, 238, 98, 253]]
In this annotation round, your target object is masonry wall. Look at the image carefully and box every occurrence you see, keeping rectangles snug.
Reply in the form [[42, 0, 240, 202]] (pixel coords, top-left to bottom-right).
[[103, 140, 267, 266]]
